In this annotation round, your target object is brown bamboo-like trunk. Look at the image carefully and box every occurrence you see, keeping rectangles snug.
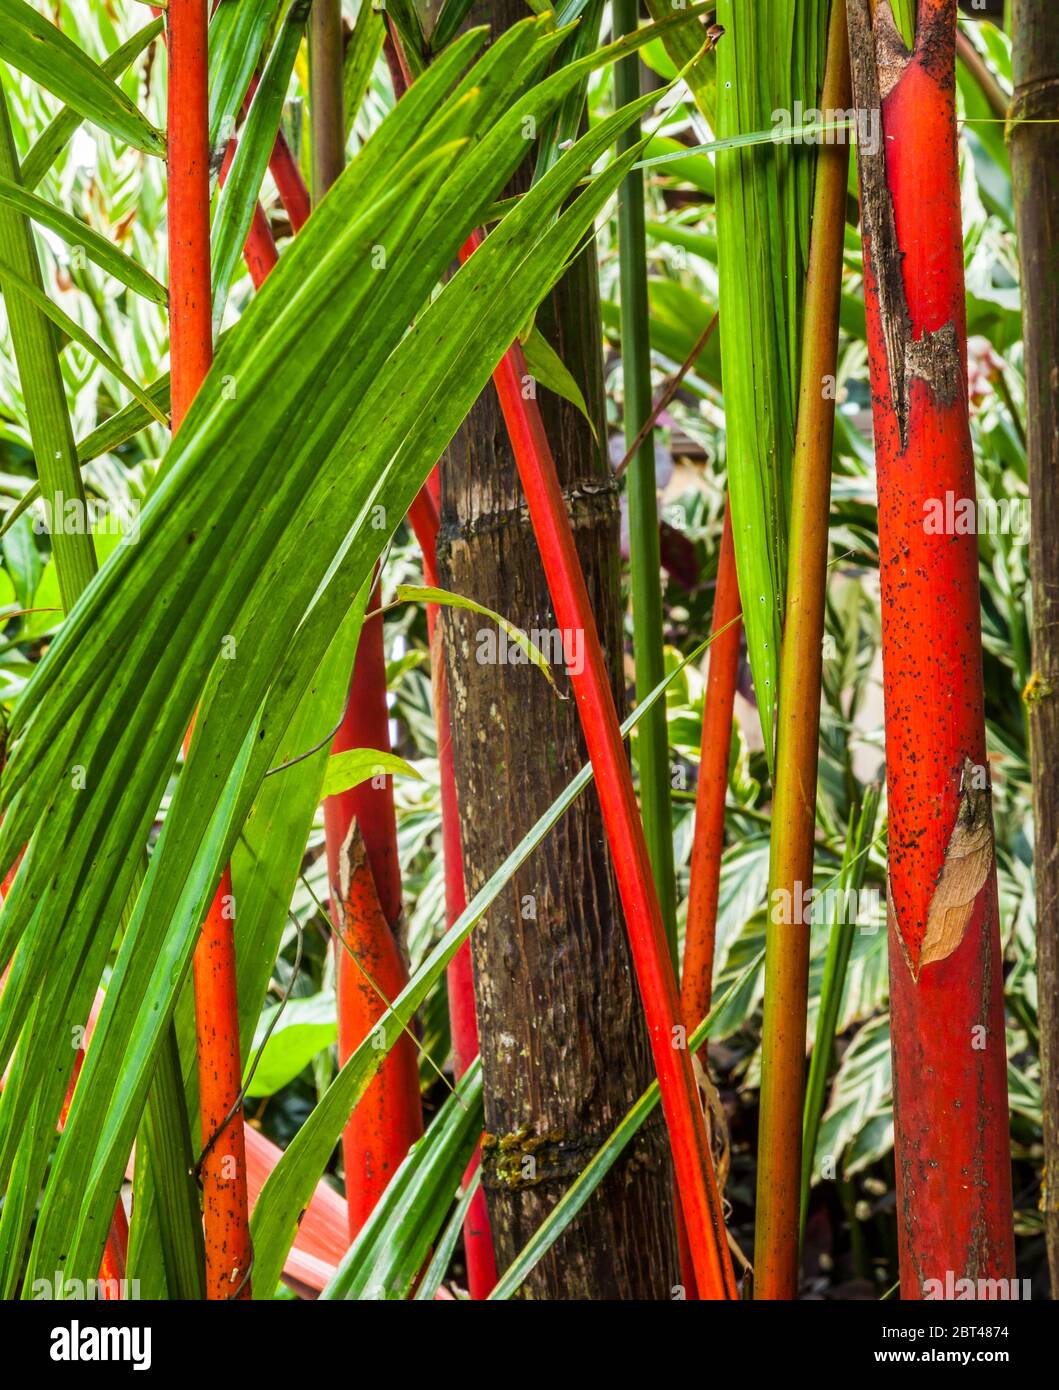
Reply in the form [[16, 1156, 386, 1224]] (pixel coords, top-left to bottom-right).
[[1008, 0, 1059, 1295], [437, 1, 678, 1301]]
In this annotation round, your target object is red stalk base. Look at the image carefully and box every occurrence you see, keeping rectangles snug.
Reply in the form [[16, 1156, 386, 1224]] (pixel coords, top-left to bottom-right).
[[323, 581, 424, 1236], [682, 500, 741, 1029], [192, 867, 252, 1298], [408, 484, 498, 1297]]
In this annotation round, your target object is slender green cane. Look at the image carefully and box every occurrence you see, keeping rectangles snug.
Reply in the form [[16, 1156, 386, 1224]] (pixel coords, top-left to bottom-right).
[[614, 0, 676, 959]]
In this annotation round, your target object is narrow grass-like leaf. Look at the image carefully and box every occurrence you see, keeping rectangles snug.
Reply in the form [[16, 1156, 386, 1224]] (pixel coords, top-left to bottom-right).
[[0, 254, 169, 426], [343, 0, 385, 133], [211, 0, 311, 324], [19, 17, 164, 192], [614, 0, 676, 955], [431, 0, 479, 52], [0, 0, 165, 157], [0, 91, 95, 607], [207, 0, 285, 152], [521, 326, 596, 436], [0, 176, 166, 303], [395, 584, 564, 693], [800, 786, 880, 1239], [319, 1064, 483, 1300], [413, 1171, 482, 1301]]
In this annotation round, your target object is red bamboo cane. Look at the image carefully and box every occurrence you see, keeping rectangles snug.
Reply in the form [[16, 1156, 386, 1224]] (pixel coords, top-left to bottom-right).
[[218, 139, 279, 285], [167, 2, 213, 430], [407, 486, 498, 1297], [456, 239, 735, 1298], [332, 828, 422, 1235], [847, 0, 1014, 1295], [268, 129, 310, 232], [323, 578, 424, 1237], [675, 499, 741, 1303], [168, 0, 252, 1299], [307, 8, 424, 1237], [158, 6, 280, 291], [682, 500, 741, 1029], [96, 1200, 130, 1296]]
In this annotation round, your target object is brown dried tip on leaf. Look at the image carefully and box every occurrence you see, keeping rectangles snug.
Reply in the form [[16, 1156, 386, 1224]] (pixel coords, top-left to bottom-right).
[[915, 758, 995, 979], [692, 1052, 730, 1196], [337, 818, 369, 907]]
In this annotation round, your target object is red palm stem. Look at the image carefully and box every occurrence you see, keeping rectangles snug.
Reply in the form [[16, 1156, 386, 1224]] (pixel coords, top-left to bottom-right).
[[682, 500, 741, 1028], [459, 234, 735, 1298], [168, 0, 252, 1299]]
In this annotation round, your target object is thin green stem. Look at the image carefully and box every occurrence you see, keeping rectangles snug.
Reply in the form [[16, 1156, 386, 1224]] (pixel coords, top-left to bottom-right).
[[799, 785, 880, 1242], [614, 0, 676, 960]]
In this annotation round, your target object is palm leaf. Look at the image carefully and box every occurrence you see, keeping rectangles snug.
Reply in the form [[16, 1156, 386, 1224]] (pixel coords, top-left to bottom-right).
[[0, 19, 653, 1291], [0, 0, 165, 157]]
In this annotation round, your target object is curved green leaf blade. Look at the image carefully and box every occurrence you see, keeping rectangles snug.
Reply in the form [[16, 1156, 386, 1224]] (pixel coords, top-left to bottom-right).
[[19, 17, 164, 192], [0, 0, 165, 157], [320, 1064, 483, 1300], [0, 253, 169, 424], [0, 175, 166, 303]]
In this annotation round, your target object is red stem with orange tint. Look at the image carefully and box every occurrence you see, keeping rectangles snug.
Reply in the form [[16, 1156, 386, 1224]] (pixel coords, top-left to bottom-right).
[[407, 486, 498, 1297], [168, 0, 252, 1299], [167, 1, 213, 432], [322, 577, 424, 1235], [218, 140, 279, 285], [268, 129, 311, 232], [308, 11, 424, 1237], [331, 829, 422, 1235], [682, 500, 741, 1029], [191, 867, 251, 1298], [847, 0, 1014, 1295]]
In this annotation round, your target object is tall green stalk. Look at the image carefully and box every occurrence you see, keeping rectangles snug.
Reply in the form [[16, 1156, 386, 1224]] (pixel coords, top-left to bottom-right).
[[614, 0, 676, 957], [799, 785, 880, 1240], [753, 0, 850, 1299]]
